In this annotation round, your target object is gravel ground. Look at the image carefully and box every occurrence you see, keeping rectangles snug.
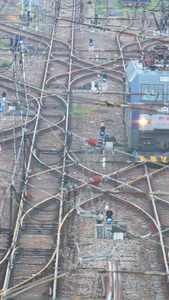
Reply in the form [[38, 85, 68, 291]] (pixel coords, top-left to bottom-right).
[[57, 7, 168, 300], [0, 1, 168, 300], [58, 199, 164, 299]]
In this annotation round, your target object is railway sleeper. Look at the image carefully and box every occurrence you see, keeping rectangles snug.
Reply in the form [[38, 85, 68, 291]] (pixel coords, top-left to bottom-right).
[[21, 229, 56, 235], [17, 248, 54, 256], [21, 224, 58, 234]]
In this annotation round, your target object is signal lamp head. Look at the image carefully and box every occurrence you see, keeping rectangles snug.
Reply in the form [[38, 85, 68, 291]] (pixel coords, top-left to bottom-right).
[[89, 39, 93, 46], [100, 125, 105, 136], [106, 210, 113, 223], [139, 118, 151, 126], [106, 217, 113, 223], [2, 92, 6, 101], [102, 74, 107, 82]]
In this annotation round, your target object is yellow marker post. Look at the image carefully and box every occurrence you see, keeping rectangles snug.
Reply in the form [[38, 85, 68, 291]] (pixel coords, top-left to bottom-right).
[[150, 156, 157, 162], [139, 156, 146, 162], [161, 156, 167, 162]]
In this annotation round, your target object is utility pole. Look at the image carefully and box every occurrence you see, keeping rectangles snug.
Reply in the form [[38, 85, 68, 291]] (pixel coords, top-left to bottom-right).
[[9, 186, 13, 230], [11, 36, 29, 108], [94, 0, 97, 19], [21, 0, 31, 17], [13, 46, 20, 105], [29, 0, 31, 13], [20, 40, 29, 108], [21, 0, 24, 17], [141, 9, 146, 32]]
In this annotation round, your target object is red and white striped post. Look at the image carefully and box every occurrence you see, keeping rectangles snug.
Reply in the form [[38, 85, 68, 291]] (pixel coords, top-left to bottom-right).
[[101, 120, 104, 127], [105, 201, 109, 212]]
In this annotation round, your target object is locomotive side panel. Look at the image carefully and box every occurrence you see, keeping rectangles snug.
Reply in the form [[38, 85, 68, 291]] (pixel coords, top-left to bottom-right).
[[124, 49, 169, 162]]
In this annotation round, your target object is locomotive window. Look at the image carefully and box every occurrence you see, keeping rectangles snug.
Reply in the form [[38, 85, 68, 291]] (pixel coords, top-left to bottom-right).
[[142, 84, 163, 101]]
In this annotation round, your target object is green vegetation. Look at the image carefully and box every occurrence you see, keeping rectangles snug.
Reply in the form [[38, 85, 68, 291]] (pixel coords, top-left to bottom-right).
[[118, 147, 125, 152], [70, 108, 93, 115], [0, 38, 9, 42], [0, 44, 10, 50], [16, 105, 26, 110], [113, 131, 120, 136], [149, 0, 159, 6], [75, 144, 81, 149], [1, 60, 11, 67], [75, 144, 86, 149], [55, 109, 65, 114]]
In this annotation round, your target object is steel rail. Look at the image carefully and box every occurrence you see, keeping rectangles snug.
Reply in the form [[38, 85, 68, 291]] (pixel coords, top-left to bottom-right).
[[52, 0, 77, 296], [0, 114, 65, 145], [117, 11, 152, 72], [106, 261, 113, 299], [113, 262, 116, 299], [5, 176, 161, 297], [0, 97, 41, 299], [0, 97, 39, 225], [1, 8, 167, 298], [144, 164, 169, 282], [0, 10, 66, 296], [116, 261, 122, 300], [65, 147, 168, 196], [5, 167, 167, 297], [116, 12, 133, 71], [0, 100, 37, 135], [72, 183, 160, 235], [135, 12, 151, 57], [46, 53, 123, 87], [20, 193, 61, 228]]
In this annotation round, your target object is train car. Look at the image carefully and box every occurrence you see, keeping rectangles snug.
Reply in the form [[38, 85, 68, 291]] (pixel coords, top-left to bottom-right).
[[119, 0, 151, 7], [123, 45, 169, 163]]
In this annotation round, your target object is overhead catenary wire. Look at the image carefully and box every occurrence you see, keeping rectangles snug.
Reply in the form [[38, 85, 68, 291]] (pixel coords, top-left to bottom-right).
[[0, 0, 169, 298]]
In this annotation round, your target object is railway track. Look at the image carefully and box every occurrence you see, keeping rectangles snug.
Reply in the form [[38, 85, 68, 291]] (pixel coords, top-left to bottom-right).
[[0, 1, 169, 299], [94, 260, 122, 299]]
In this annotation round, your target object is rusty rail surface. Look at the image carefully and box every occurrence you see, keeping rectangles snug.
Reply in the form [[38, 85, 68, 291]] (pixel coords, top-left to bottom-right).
[[94, 260, 122, 299]]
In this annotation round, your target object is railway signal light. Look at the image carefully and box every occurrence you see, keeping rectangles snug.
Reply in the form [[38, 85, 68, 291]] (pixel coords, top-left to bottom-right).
[[102, 74, 107, 82], [100, 120, 105, 136], [95, 14, 98, 24], [100, 126, 105, 136], [106, 210, 113, 223], [27, 10, 30, 21], [2, 92, 6, 101], [19, 37, 24, 44], [89, 39, 93, 46], [14, 34, 19, 47], [10, 37, 13, 48]]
